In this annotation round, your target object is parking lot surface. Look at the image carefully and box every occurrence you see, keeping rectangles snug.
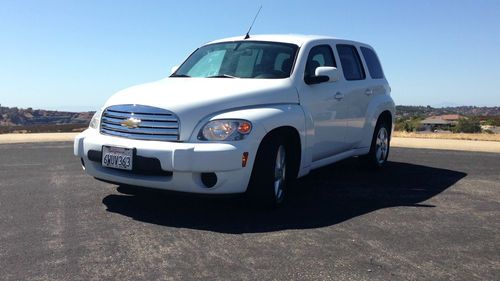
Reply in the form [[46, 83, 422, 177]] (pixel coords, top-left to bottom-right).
[[0, 142, 498, 281]]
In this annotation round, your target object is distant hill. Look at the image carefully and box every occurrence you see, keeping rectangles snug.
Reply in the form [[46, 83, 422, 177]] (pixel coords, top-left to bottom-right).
[[0, 105, 94, 134], [1, 105, 499, 134], [396, 105, 500, 119], [0, 105, 93, 126]]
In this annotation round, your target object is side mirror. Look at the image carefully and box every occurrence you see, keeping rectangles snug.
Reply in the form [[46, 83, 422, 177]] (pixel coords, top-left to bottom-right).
[[315, 66, 339, 82], [304, 66, 339, 85], [304, 75, 329, 85], [170, 65, 180, 75]]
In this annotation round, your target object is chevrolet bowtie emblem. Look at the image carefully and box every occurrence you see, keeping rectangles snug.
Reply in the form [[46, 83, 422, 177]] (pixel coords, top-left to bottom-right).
[[121, 117, 141, 129]]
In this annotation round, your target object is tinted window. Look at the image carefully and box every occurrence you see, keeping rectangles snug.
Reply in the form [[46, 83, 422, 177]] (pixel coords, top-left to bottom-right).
[[336, 44, 366, 81], [360, 47, 384, 79], [304, 45, 336, 78]]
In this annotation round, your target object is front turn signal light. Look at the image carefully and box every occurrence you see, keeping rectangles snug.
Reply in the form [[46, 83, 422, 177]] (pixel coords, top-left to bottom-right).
[[237, 122, 252, 134], [242, 152, 249, 167]]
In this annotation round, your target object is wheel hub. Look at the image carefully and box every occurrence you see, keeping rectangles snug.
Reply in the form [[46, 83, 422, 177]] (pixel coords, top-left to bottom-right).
[[375, 127, 389, 164]]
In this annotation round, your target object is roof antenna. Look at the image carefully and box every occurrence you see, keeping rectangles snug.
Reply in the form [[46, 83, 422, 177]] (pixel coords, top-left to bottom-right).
[[244, 5, 262, 39]]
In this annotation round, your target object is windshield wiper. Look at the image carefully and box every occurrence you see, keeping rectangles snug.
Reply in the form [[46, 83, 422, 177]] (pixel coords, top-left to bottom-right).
[[170, 74, 191, 77], [206, 74, 237, 78]]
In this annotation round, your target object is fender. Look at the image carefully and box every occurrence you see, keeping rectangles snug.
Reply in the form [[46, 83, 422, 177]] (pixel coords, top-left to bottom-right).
[[358, 94, 396, 149], [189, 104, 309, 176]]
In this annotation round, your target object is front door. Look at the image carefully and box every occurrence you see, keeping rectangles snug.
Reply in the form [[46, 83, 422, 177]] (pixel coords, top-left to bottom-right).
[[297, 44, 349, 161]]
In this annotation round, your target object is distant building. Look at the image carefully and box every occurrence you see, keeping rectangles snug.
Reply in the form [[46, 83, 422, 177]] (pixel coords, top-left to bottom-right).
[[420, 114, 463, 131], [481, 124, 500, 134]]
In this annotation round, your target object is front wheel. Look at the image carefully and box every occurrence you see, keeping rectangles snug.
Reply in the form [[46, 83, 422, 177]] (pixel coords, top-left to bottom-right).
[[273, 144, 287, 204], [361, 119, 391, 168], [246, 135, 289, 208]]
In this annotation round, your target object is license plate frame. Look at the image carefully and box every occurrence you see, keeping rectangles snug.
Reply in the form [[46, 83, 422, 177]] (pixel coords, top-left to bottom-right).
[[101, 145, 135, 171]]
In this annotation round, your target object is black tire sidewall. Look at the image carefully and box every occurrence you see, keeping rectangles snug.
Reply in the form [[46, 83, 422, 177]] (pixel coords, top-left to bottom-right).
[[364, 120, 391, 168], [246, 134, 287, 207]]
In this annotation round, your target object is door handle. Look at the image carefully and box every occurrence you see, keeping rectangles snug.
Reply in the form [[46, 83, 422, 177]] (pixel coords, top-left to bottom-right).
[[365, 89, 373, 96], [334, 92, 344, 100]]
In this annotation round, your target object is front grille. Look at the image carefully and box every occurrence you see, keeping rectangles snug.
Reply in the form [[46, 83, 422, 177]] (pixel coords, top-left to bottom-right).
[[100, 104, 179, 141]]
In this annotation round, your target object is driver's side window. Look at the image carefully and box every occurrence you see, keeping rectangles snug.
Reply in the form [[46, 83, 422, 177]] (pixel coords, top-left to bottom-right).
[[304, 45, 336, 78]]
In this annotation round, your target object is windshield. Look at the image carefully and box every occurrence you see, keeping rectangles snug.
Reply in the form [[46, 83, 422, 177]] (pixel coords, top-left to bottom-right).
[[173, 41, 298, 79]]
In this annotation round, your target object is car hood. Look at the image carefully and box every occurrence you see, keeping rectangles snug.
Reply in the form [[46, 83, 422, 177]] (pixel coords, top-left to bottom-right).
[[104, 77, 298, 140]]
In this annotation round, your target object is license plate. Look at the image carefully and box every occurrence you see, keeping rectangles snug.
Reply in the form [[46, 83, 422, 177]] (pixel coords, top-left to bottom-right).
[[102, 146, 133, 171]]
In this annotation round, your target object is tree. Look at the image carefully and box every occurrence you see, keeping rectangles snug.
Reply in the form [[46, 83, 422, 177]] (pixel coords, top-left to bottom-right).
[[483, 119, 495, 126], [403, 121, 415, 132], [454, 117, 481, 133], [394, 116, 424, 132]]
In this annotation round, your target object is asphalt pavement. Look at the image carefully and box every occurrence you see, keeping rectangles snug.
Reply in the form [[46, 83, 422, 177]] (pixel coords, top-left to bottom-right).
[[0, 142, 499, 281]]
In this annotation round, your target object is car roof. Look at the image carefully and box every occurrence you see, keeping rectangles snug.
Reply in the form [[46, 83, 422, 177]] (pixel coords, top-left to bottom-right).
[[206, 34, 343, 46]]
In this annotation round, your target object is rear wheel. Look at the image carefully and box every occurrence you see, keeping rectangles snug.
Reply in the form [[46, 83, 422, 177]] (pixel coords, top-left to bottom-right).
[[361, 119, 391, 168], [246, 134, 290, 208]]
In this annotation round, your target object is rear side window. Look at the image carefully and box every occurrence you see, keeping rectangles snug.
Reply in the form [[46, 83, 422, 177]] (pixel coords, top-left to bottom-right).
[[336, 44, 366, 81], [360, 47, 384, 79]]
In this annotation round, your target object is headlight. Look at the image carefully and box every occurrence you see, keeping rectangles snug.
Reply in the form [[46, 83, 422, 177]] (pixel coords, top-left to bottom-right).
[[89, 109, 103, 129], [199, 119, 252, 141]]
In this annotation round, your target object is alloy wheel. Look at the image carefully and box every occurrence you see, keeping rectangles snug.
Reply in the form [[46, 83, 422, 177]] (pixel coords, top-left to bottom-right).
[[274, 145, 286, 203], [375, 127, 389, 164]]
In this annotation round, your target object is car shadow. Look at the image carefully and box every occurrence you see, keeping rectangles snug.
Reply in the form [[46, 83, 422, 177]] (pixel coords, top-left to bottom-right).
[[102, 158, 466, 234]]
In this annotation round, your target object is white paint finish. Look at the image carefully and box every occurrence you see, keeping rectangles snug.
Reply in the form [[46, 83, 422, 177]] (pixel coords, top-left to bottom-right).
[[309, 147, 369, 170], [358, 95, 396, 149], [75, 130, 255, 194], [77, 129, 258, 173], [342, 79, 375, 148], [74, 34, 395, 194], [105, 78, 298, 141], [207, 34, 337, 46], [296, 79, 349, 160], [197, 105, 308, 165], [294, 40, 350, 161]]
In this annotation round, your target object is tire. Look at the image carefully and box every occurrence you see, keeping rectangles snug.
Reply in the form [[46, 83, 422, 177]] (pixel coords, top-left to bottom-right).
[[246, 134, 290, 208], [361, 119, 391, 168]]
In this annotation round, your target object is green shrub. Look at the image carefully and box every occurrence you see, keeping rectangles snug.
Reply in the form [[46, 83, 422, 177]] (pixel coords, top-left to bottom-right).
[[453, 117, 481, 133]]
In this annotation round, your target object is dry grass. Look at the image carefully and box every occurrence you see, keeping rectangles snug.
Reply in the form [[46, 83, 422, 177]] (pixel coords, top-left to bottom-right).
[[0, 124, 87, 134], [393, 131, 500, 142], [0, 132, 79, 144]]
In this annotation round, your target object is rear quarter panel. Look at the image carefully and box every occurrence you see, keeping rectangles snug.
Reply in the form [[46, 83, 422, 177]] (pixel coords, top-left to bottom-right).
[[358, 93, 395, 149]]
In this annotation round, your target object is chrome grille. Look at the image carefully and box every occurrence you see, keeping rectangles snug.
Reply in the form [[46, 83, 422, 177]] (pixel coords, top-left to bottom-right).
[[100, 104, 179, 141]]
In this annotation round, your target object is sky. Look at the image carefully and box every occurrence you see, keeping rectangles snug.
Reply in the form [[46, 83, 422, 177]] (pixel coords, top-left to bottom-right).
[[0, 0, 499, 111]]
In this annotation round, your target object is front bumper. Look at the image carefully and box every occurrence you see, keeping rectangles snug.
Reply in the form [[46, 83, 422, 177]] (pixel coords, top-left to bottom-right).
[[74, 129, 258, 194]]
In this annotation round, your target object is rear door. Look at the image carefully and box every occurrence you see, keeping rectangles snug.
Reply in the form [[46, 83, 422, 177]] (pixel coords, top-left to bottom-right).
[[335, 44, 372, 148]]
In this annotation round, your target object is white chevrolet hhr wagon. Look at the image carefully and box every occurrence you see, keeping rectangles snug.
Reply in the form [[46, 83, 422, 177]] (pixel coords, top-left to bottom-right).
[[75, 34, 395, 207]]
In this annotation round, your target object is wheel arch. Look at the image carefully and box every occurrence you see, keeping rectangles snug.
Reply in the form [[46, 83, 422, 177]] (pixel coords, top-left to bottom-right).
[[194, 104, 308, 179], [359, 95, 395, 148], [360, 109, 393, 168], [378, 110, 393, 132], [257, 126, 302, 180]]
